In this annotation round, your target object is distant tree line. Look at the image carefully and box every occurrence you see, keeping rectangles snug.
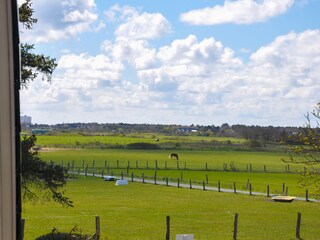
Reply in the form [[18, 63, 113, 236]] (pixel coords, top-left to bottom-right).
[[23, 122, 303, 144]]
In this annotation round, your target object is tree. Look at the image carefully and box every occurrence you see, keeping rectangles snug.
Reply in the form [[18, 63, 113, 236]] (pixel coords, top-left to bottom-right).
[[19, 1, 72, 206], [284, 102, 320, 196], [21, 135, 73, 206], [19, 0, 57, 88]]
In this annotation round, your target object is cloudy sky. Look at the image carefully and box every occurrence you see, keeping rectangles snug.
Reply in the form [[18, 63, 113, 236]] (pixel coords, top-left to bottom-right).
[[20, 0, 320, 126]]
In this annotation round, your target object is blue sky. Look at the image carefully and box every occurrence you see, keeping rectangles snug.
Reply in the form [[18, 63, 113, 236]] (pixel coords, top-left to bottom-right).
[[20, 0, 320, 126]]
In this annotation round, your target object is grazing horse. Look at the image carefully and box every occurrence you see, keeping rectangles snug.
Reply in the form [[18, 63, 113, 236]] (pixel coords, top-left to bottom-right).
[[169, 153, 179, 160]]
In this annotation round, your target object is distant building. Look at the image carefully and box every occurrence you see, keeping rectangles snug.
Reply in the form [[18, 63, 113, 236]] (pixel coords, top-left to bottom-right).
[[20, 115, 32, 125], [177, 126, 198, 133]]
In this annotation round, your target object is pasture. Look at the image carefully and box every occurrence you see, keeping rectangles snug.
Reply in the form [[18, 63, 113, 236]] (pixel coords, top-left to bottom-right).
[[23, 135, 318, 239], [39, 149, 313, 197], [23, 176, 320, 240]]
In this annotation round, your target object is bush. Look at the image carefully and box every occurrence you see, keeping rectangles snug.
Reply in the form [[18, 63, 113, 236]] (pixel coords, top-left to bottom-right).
[[126, 142, 160, 149], [35, 227, 93, 240]]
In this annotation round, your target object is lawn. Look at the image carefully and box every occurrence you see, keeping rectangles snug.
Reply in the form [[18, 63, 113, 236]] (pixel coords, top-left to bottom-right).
[[23, 176, 320, 240]]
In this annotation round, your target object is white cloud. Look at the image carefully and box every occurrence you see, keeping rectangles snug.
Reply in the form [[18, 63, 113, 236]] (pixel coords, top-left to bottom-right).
[[20, 0, 320, 127], [57, 53, 124, 84], [115, 12, 171, 40], [20, 0, 100, 43], [63, 10, 97, 23], [101, 6, 171, 70], [180, 0, 294, 25]]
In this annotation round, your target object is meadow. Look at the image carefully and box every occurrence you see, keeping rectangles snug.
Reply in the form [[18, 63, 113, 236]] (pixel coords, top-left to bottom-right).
[[23, 176, 320, 240], [39, 148, 310, 197], [22, 134, 318, 239]]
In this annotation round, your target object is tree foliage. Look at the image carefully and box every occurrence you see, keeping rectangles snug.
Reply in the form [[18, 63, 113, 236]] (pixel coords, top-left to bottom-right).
[[19, 0, 37, 29], [20, 43, 57, 87], [284, 102, 320, 195], [21, 135, 73, 207], [19, 1, 71, 206], [19, 0, 57, 88]]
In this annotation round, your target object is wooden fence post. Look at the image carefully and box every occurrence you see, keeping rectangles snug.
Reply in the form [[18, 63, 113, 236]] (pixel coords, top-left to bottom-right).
[[178, 178, 180, 188], [282, 183, 285, 194], [154, 172, 157, 185], [267, 185, 270, 197], [21, 219, 25, 240], [264, 165, 266, 172], [306, 189, 309, 202], [286, 186, 288, 196], [166, 216, 170, 240], [203, 181, 205, 191], [166, 177, 168, 186], [95, 216, 100, 240], [296, 212, 301, 239], [155, 160, 158, 170], [249, 183, 252, 195], [233, 213, 238, 240], [218, 181, 221, 192], [142, 173, 145, 183], [101, 170, 104, 178], [205, 162, 208, 171], [234, 182, 237, 193], [190, 179, 192, 189], [131, 172, 134, 182]]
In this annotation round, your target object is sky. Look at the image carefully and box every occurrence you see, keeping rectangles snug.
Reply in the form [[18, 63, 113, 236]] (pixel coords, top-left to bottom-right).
[[19, 0, 320, 127]]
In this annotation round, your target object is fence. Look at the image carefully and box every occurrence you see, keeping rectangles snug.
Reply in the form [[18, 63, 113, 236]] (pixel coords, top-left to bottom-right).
[[69, 167, 312, 201], [62, 159, 296, 174], [22, 213, 305, 240]]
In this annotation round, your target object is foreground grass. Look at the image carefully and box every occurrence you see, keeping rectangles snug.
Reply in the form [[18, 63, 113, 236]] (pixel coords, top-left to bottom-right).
[[24, 176, 320, 240]]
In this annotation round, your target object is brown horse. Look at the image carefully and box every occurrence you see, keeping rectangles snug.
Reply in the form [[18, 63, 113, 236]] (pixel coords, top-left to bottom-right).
[[169, 153, 179, 160]]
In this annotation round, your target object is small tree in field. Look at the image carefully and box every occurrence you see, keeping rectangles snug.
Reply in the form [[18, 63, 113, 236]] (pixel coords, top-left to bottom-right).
[[284, 102, 320, 195]]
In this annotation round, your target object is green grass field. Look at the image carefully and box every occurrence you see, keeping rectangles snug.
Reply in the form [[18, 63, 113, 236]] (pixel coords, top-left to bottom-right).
[[35, 134, 246, 148], [23, 176, 320, 240], [23, 135, 318, 239], [39, 149, 312, 197]]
